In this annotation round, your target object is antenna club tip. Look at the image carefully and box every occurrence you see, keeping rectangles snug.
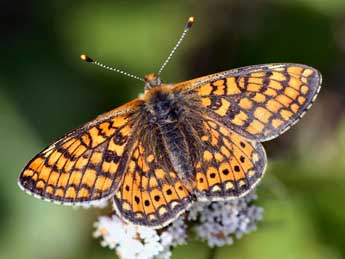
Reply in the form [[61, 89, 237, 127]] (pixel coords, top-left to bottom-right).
[[186, 16, 195, 29], [80, 54, 94, 63]]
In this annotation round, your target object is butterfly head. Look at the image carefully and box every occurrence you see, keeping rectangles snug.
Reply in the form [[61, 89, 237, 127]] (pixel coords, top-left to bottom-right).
[[144, 73, 162, 90]]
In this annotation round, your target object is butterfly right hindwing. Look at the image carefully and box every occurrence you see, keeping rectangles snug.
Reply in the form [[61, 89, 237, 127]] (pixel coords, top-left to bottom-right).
[[191, 115, 266, 200]]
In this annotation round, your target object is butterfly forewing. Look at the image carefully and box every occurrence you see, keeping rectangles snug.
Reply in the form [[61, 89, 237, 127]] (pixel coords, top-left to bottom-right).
[[18, 100, 143, 204], [175, 63, 321, 141]]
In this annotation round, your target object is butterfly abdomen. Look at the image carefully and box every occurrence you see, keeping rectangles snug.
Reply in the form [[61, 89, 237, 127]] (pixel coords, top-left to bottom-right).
[[143, 86, 194, 187], [159, 123, 194, 186]]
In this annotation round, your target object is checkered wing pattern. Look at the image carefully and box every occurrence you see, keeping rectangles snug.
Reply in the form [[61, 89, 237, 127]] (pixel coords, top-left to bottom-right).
[[192, 116, 266, 200], [175, 63, 321, 141], [18, 100, 142, 204], [113, 127, 192, 228]]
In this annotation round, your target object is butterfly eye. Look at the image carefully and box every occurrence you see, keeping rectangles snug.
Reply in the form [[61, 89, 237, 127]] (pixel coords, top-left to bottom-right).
[[144, 73, 162, 89]]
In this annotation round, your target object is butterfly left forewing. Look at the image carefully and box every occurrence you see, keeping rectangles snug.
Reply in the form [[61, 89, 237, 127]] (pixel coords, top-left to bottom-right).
[[18, 100, 143, 205], [174, 63, 321, 141]]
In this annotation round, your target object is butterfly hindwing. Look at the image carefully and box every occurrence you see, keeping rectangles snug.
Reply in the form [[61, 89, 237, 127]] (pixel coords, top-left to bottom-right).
[[113, 129, 192, 228], [191, 115, 266, 200], [175, 63, 321, 141], [18, 100, 142, 204]]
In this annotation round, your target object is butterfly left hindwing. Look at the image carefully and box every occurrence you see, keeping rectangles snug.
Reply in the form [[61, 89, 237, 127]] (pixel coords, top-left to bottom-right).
[[113, 128, 192, 228]]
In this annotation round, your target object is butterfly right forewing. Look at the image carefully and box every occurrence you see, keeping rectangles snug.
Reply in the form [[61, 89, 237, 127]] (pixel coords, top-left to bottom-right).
[[175, 63, 321, 142]]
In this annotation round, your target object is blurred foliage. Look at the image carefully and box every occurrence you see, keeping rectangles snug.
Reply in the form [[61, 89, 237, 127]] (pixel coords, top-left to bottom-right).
[[1, 0, 345, 258]]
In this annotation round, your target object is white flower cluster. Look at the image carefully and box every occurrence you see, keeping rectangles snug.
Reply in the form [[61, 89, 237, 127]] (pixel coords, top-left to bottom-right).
[[192, 192, 263, 247], [93, 191, 263, 259], [93, 215, 187, 259]]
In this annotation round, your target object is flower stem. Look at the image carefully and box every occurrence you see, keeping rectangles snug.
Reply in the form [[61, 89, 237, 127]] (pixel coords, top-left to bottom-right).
[[208, 247, 217, 259]]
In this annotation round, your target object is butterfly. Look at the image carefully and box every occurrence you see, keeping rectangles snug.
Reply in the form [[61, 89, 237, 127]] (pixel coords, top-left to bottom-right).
[[18, 17, 321, 229]]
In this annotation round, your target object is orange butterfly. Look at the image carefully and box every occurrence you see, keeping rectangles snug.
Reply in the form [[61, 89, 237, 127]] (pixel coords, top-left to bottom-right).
[[18, 17, 321, 228]]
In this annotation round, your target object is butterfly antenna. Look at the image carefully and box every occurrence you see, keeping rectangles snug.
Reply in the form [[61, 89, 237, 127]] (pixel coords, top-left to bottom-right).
[[157, 16, 195, 76], [80, 54, 145, 82]]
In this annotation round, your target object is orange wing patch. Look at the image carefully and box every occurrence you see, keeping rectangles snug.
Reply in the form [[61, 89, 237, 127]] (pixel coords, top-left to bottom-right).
[[180, 64, 321, 141], [18, 102, 142, 204], [113, 137, 192, 228], [194, 117, 266, 200]]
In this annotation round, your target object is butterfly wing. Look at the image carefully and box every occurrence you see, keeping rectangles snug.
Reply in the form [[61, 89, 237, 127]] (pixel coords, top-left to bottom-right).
[[174, 63, 322, 141], [191, 115, 266, 200], [113, 124, 192, 228], [18, 99, 143, 205]]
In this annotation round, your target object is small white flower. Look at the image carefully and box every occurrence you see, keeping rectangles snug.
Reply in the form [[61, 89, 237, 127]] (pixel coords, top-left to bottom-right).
[[188, 200, 211, 221], [94, 215, 165, 259], [193, 191, 264, 247], [76, 199, 110, 209], [94, 190, 263, 258], [156, 217, 188, 259]]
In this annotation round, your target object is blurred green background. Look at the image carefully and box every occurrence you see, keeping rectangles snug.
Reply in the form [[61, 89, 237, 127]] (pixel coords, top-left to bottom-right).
[[1, 0, 345, 258]]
